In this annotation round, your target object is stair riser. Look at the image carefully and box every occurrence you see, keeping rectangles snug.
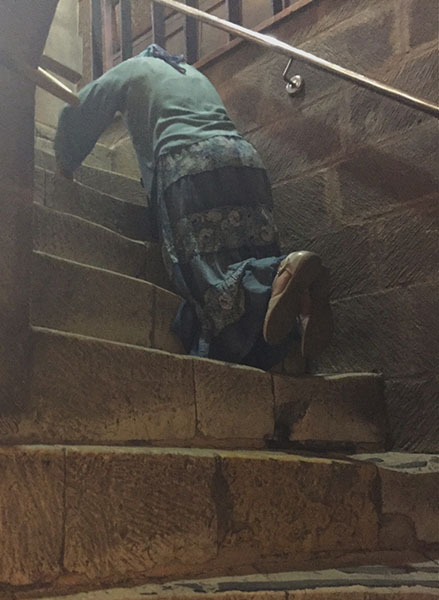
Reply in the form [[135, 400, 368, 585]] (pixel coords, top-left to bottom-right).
[[35, 166, 155, 240], [0, 329, 386, 451], [31, 252, 182, 352], [33, 207, 173, 292], [0, 445, 380, 588], [35, 135, 113, 172], [35, 149, 145, 205]]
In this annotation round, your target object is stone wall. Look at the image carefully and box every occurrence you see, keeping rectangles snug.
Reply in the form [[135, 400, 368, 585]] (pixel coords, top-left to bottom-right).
[[36, 0, 83, 129], [0, 1, 58, 436], [201, 0, 439, 451]]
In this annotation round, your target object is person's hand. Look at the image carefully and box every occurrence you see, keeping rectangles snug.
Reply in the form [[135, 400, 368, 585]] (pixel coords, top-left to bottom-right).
[[52, 162, 79, 207], [55, 162, 74, 181]]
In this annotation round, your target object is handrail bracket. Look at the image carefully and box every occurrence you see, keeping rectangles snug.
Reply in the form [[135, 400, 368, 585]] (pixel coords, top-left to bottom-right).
[[283, 58, 304, 96]]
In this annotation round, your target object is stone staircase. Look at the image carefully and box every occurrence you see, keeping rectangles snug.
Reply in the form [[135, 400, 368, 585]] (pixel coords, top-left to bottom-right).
[[1, 135, 437, 597]]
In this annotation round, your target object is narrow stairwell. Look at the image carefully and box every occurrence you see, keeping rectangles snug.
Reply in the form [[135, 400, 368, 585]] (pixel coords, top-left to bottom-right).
[[1, 133, 436, 597]]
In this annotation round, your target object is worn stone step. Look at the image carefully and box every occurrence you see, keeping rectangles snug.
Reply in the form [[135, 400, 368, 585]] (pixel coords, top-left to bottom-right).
[[35, 129, 113, 172], [35, 148, 145, 205], [1, 327, 386, 449], [0, 444, 382, 589], [353, 452, 439, 551], [31, 251, 182, 352], [34, 165, 154, 240], [33, 203, 172, 290], [31, 563, 439, 599]]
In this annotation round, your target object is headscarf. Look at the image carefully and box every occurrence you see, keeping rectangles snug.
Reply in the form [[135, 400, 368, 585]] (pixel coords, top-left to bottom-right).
[[138, 44, 186, 74]]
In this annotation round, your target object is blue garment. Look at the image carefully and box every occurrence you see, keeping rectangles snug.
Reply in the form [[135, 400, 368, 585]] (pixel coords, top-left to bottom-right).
[[154, 140, 295, 370]]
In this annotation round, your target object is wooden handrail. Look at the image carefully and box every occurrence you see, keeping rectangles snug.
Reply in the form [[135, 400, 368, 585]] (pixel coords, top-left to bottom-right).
[[40, 54, 82, 84], [0, 50, 80, 106]]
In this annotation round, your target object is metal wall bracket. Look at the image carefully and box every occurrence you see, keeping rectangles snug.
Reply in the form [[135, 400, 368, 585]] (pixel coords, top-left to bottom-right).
[[283, 58, 304, 96]]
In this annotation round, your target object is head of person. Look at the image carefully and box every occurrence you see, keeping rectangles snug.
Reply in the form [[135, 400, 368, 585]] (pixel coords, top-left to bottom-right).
[[138, 44, 186, 74]]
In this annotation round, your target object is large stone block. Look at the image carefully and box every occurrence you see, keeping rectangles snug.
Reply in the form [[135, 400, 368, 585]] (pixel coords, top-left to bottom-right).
[[31, 251, 156, 347], [301, 6, 395, 74], [63, 447, 218, 580], [272, 171, 332, 251], [385, 377, 439, 453], [348, 49, 439, 144], [408, 0, 439, 47], [247, 94, 342, 185], [379, 466, 439, 547], [194, 360, 274, 443], [320, 283, 439, 380], [217, 451, 379, 565], [35, 149, 146, 206], [0, 446, 64, 586], [25, 328, 197, 444], [308, 224, 377, 300], [45, 174, 152, 241], [335, 122, 439, 220], [273, 373, 386, 450], [0, 185, 33, 433], [374, 198, 439, 289], [33, 203, 172, 289]]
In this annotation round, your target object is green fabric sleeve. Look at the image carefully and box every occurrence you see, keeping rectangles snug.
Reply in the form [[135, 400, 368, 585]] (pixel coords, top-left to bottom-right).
[[54, 64, 129, 172]]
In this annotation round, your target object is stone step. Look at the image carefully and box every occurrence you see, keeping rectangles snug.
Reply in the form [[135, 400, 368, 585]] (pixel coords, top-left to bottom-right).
[[35, 148, 145, 205], [34, 165, 154, 240], [33, 203, 172, 290], [32, 563, 439, 599], [30, 251, 182, 352], [353, 452, 439, 551], [35, 129, 113, 172], [2, 327, 386, 449], [0, 444, 382, 589]]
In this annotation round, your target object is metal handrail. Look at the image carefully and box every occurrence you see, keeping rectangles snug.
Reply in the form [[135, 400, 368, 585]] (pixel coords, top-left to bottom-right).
[[151, 0, 439, 119], [0, 50, 80, 106]]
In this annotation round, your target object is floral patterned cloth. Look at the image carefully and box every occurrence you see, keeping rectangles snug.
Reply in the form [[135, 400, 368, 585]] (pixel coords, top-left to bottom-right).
[[152, 136, 292, 369]]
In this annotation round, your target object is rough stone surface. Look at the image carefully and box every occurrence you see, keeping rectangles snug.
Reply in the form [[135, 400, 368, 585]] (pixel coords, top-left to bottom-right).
[[348, 52, 439, 144], [374, 199, 439, 289], [0, 0, 57, 439], [409, 0, 439, 47], [217, 451, 380, 566], [0, 446, 64, 586], [273, 373, 386, 450], [318, 283, 439, 380], [111, 137, 141, 179], [40, 166, 152, 240], [300, 7, 395, 74], [198, 0, 439, 452], [307, 224, 376, 300], [35, 148, 146, 206], [63, 447, 218, 581], [151, 284, 185, 354], [272, 171, 332, 250], [33, 203, 172, 289], [31, 251, 156, 347], [194, 360, 274, 442], [31, 250, 181, 352], [384, 378, 439, 453], [380, 469, 439, 546], [246, 93, 343, 183], [23, 328, 197, 444], [336, 122, 439, 220], [35, 134, 113, 172]]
